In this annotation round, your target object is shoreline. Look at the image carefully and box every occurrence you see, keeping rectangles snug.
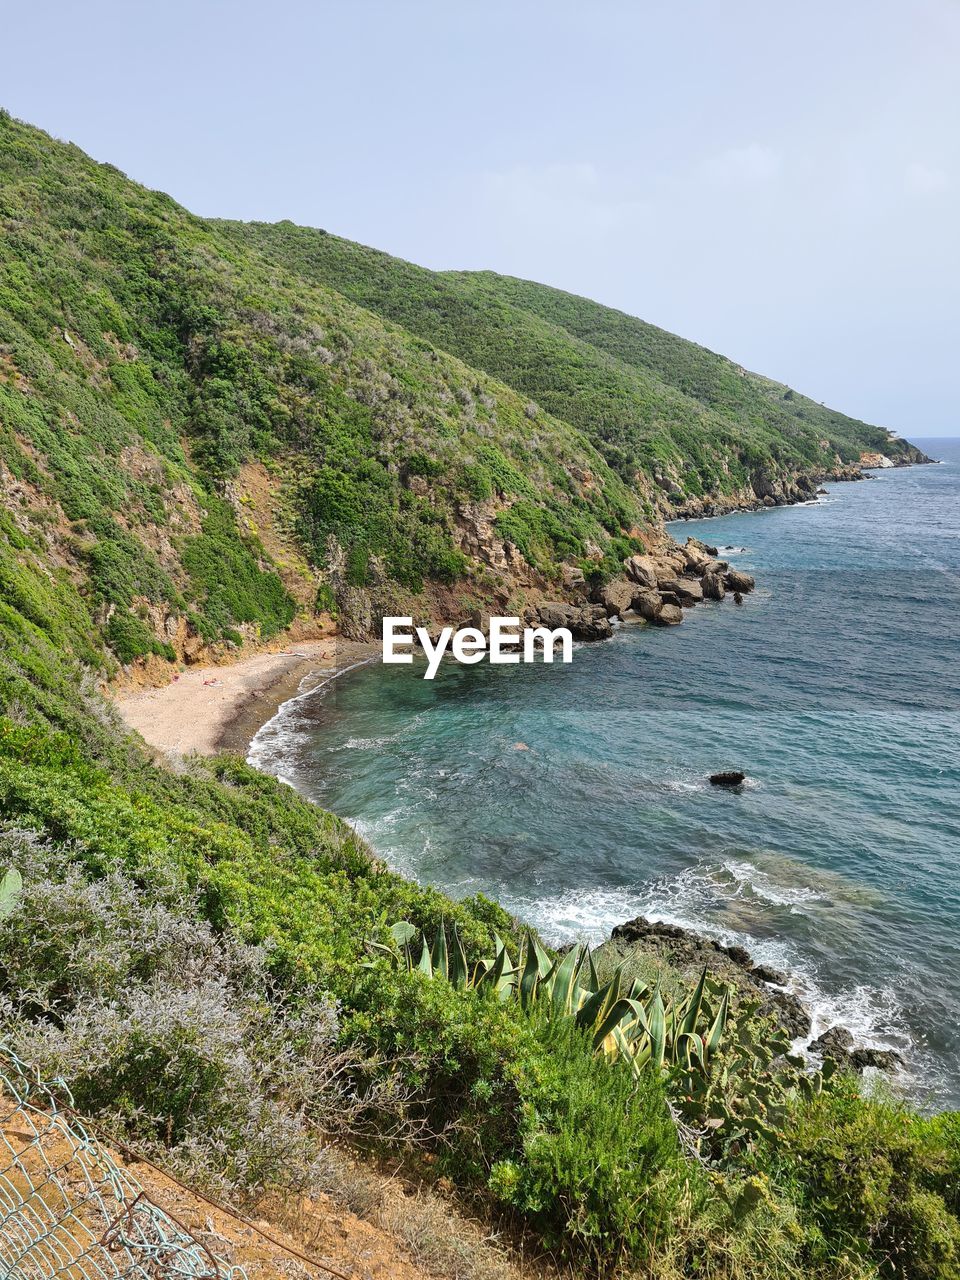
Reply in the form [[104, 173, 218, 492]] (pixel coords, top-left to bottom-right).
[[114, 638, 379, 758]]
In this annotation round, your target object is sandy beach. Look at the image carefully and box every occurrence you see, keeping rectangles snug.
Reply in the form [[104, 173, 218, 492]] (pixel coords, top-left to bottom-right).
[[113, 637, 379, 758]]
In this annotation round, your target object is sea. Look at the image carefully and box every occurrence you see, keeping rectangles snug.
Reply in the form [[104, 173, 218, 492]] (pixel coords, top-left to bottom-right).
[[249, 438, 960, 1107]]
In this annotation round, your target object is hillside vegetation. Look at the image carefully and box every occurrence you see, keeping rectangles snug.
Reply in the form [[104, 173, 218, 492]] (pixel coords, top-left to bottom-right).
[[216, 220, 926, 513], [1, 111, 957, 1280]]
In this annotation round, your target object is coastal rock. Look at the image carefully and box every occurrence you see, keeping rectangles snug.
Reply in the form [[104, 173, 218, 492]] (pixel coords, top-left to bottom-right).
[[603, 916, 810, 1038], [536, 602, 575, 629], [597, 578, 634, 618], [535, 601, 613, 641], [631, 589, 662, 622], [752, 964, 789, 985], [571, 605, 614, 641], [653, 603, 683, 626], [724, 569, 755, 593], [812, 1026, 904, 1074], [682, 544, 711, 574], [811, 1026, 854, 1061], [658, 576, 704, 606], [710, 770, 746, 788], [623, 555, 658, 589], [851, 1046, 904, 1072], [701, 570, 725, 601], [703, 558, 729, 575]]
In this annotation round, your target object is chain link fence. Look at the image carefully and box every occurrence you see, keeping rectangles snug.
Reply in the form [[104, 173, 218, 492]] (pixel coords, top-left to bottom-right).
[[0, 1047, 248, 1279]]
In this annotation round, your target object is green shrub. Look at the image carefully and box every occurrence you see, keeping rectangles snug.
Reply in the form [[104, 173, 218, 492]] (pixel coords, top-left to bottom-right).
[[767, 1081, 960, 1279], [182, 495, 294, 641], [490, 1010, 688, 1268], [105, 609, 175, 664]]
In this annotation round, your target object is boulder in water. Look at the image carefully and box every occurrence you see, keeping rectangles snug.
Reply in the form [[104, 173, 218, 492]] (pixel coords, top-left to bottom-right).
[[653, 603, 683, 626], [725, 569, 755, 593], [710, 771, 746, 788]]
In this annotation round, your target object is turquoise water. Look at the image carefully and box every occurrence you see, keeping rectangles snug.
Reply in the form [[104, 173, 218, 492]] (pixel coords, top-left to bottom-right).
[[251, 439, 960, 1104]]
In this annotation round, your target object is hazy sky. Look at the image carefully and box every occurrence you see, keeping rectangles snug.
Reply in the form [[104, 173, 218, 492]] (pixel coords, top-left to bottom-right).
[[4, 1, 958, 435]]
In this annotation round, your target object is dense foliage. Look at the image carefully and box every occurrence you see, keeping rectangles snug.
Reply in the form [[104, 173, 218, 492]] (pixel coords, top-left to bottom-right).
[[216, 220, 919, 503]]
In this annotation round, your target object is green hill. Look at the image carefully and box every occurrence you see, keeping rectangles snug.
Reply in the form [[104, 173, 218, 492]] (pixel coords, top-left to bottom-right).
[[1, 111, 956, 1280], [216, 219, 928, 512]]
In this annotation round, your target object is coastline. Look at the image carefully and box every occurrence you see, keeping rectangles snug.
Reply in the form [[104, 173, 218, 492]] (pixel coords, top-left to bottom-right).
[[113, 638, 379, 757]]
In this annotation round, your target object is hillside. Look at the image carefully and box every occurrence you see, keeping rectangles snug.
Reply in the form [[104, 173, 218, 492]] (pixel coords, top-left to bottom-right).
[[0, 110, 649, 670], [216, 219, 929, 516], [2, 111, 958, 1280]]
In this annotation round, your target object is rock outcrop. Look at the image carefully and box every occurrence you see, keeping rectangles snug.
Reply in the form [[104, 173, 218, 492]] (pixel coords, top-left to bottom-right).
[[534, 602, 613, 642], [603, 917, 810, 1039], [811, 1026, 904, 1074]]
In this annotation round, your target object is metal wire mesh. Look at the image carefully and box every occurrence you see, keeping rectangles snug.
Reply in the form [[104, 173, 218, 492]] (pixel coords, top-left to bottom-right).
[[0, 1047, 248, 1279]]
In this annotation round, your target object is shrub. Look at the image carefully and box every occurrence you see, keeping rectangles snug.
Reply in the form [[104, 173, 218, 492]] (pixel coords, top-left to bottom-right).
[[490, 1010, 688, 1269], [105, 609, 175, 664], [767, 1080, 960, 1279], [0, 832, 404, 1197], [182, 494, 295, 641]]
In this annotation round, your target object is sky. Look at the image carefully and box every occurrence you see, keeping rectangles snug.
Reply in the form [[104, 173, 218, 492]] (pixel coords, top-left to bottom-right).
[[4, 0, 958, 436]]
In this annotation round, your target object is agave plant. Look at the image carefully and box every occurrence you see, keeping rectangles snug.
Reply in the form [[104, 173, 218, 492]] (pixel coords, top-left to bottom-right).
[[367, 920, 730, 1080]]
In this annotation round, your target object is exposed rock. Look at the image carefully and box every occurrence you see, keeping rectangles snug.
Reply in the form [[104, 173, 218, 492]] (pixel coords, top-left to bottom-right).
[[811, 1026, 854, 1060], [597, 578, 634, 618], [752, 965, 789, 985], [603, 917, 810, 1038], [631, 589, 662, 622], [812, 1026, 904, 1074], [701, 570, 725, 601], [623, 555, 658, 589], [562, 564, 586, 592], [733, 592, 744, 605], [724, 569, 755, 593], [703, 558, 729, 575], [653, 603, 683, 626], [535, 602, 575, 629], [570, 605, 614, 641], [537, 602, 612, 642], [710, 770, 746, 788], [851, 1046, 904, 1072], [658, 576, 703, 606]]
